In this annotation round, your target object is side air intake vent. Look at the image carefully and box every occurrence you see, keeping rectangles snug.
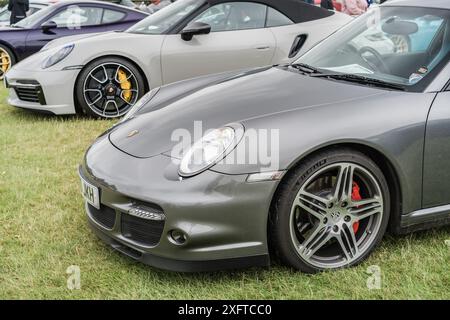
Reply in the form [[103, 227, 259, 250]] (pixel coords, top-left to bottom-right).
[[289, 34, 308, 58]]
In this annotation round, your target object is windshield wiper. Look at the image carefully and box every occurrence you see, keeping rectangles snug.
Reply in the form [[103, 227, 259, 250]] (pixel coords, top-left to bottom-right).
[[289, 63, 323, 75], [311, 73, 405, 91]]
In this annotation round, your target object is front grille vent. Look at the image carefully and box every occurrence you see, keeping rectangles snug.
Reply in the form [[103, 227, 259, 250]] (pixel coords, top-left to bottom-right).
[[121, 213, 165, 246], [14, 84, 46, 105], [88, 204, 116, 229]]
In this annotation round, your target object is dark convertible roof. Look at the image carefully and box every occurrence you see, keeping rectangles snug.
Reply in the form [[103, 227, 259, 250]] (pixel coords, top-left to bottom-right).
[[207, 0, 334, 23]]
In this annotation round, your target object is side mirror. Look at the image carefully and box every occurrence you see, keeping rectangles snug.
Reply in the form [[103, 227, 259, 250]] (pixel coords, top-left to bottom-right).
[[41, 20, 57, 33], [181, 22, 211, 41]]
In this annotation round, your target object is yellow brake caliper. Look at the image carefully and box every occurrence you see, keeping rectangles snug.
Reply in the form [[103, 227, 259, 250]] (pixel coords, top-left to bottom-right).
[[117, 69, 132, 103], [0, 51, 10, 74]]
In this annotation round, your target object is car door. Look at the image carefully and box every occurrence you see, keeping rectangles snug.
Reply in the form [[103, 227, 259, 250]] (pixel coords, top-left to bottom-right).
[[417, 17, 450, 208], [25, 5, 112, 56], [423, 86, 450, 208], [161, 2, 276, 84]]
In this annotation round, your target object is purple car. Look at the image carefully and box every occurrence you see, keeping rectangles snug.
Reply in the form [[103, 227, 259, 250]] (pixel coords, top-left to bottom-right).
[[0, 0, 147, 79]]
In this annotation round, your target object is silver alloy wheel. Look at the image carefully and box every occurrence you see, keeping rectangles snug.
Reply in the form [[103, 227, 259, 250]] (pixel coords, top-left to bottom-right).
[[83, 63, 139, 118], [289, 162, 384, 269], [390, 35, 410, 54], [0, 47, 12, 81]]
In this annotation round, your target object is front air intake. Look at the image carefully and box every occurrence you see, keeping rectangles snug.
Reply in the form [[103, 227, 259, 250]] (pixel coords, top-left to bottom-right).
[[121, 213, 165, 247]]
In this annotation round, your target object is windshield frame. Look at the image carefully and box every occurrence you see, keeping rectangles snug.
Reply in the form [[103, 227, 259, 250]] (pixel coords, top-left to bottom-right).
[[295, 6, 450, 93], [126, 0, 208, 36]]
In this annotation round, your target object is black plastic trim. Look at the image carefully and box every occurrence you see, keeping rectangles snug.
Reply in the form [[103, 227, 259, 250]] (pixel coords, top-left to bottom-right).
[[400, 204, 450, 233], [288, 34, 308, 58], [9, 79, 47, 105]]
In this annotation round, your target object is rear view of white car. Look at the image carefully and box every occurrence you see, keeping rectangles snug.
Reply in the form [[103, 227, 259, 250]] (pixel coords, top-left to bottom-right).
[[5, 0, 351, 118]]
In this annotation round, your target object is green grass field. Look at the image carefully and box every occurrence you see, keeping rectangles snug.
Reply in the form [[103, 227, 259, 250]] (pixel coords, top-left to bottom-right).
[[0, 85, 449, 300]]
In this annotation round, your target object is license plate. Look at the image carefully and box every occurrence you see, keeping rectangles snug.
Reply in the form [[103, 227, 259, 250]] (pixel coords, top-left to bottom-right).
[[80, 176, 100, 209]]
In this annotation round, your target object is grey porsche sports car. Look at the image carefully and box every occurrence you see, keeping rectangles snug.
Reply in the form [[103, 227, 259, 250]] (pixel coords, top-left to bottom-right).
[[80, 0, 450, 272]]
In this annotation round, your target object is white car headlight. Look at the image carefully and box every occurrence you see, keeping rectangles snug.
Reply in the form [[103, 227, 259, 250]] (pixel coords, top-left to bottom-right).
[[41, 44, 74, 69], [120, 87, 160, 123], [179, 124, 244, 177]]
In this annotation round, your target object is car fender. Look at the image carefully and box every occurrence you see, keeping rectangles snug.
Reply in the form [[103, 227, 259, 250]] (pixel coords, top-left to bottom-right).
[[14, 32, 165, 89], [211, 91, 437, 215]]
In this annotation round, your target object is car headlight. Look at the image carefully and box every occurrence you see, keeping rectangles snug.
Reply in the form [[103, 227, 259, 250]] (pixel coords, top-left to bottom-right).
[[41, 44, 74, 69], [179, 124, 244, 177], [120, 87, 160, 123]]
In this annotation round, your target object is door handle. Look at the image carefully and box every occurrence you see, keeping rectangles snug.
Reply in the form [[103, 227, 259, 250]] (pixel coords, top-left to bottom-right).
[[255, 45, 270, 50]]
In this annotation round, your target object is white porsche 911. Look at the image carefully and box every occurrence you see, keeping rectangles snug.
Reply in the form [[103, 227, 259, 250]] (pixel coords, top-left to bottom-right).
[[5, 0, 351, 118]]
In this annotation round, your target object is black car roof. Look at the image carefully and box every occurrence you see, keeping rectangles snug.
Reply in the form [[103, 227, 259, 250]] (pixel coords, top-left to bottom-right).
[[207, 0, 334, 23]]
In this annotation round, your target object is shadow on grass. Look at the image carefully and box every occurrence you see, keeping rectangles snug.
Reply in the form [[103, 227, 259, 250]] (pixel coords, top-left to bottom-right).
[[384, 224, 450, 243], [105, 225, 450, 283]]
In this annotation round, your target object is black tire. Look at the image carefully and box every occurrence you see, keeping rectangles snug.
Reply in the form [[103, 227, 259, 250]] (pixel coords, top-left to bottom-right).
[[270, 148, 390, 273], [75, 56, 146, 118], [0, 44, 16, 80]]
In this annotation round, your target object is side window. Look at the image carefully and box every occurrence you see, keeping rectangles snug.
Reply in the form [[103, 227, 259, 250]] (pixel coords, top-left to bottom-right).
[[27, 7, 42, 17], [102, 9, 126, 24], [266, 7, 293, 28], [192, 2, 267, 32], [49, 6, 103, 28], [409, 16, 445, 52]]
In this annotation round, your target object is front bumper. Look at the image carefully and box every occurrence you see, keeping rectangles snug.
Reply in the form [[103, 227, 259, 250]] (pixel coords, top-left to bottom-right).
[[80, 135, 278, 272], [5, 67, 80, 115]]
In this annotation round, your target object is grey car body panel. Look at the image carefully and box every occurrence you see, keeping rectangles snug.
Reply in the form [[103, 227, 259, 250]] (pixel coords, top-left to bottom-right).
[[426, 61, 450, 93], [88, 221, 270, 272], [111, 67, 436, 215], [111, 67, 384, 158], [81, 0, 450, 271], [423, 91, 450, 208], [82, 136, 277, 262]]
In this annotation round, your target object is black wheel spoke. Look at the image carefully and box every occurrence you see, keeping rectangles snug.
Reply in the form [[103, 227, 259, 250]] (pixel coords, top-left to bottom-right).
[[83, 62, 140, 118]]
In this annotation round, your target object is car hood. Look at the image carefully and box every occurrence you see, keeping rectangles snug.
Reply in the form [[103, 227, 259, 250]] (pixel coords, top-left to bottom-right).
[[42, 32, 109, 50], [0, 26, 28, 32], [0, 26, 17, 31], [61, 30, 146, 47], [109, 67, 386, 158]]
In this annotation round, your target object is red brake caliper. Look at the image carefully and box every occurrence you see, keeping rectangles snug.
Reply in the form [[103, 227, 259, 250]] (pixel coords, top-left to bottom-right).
[[351, 182, 361, 234]]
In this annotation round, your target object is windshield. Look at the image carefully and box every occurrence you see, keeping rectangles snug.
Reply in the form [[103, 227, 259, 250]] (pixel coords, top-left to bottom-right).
[[15, 4, 53, 28], [0, 6, 10, 23], [296, 6, 450, 91], [127, 0, 204, 35]]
